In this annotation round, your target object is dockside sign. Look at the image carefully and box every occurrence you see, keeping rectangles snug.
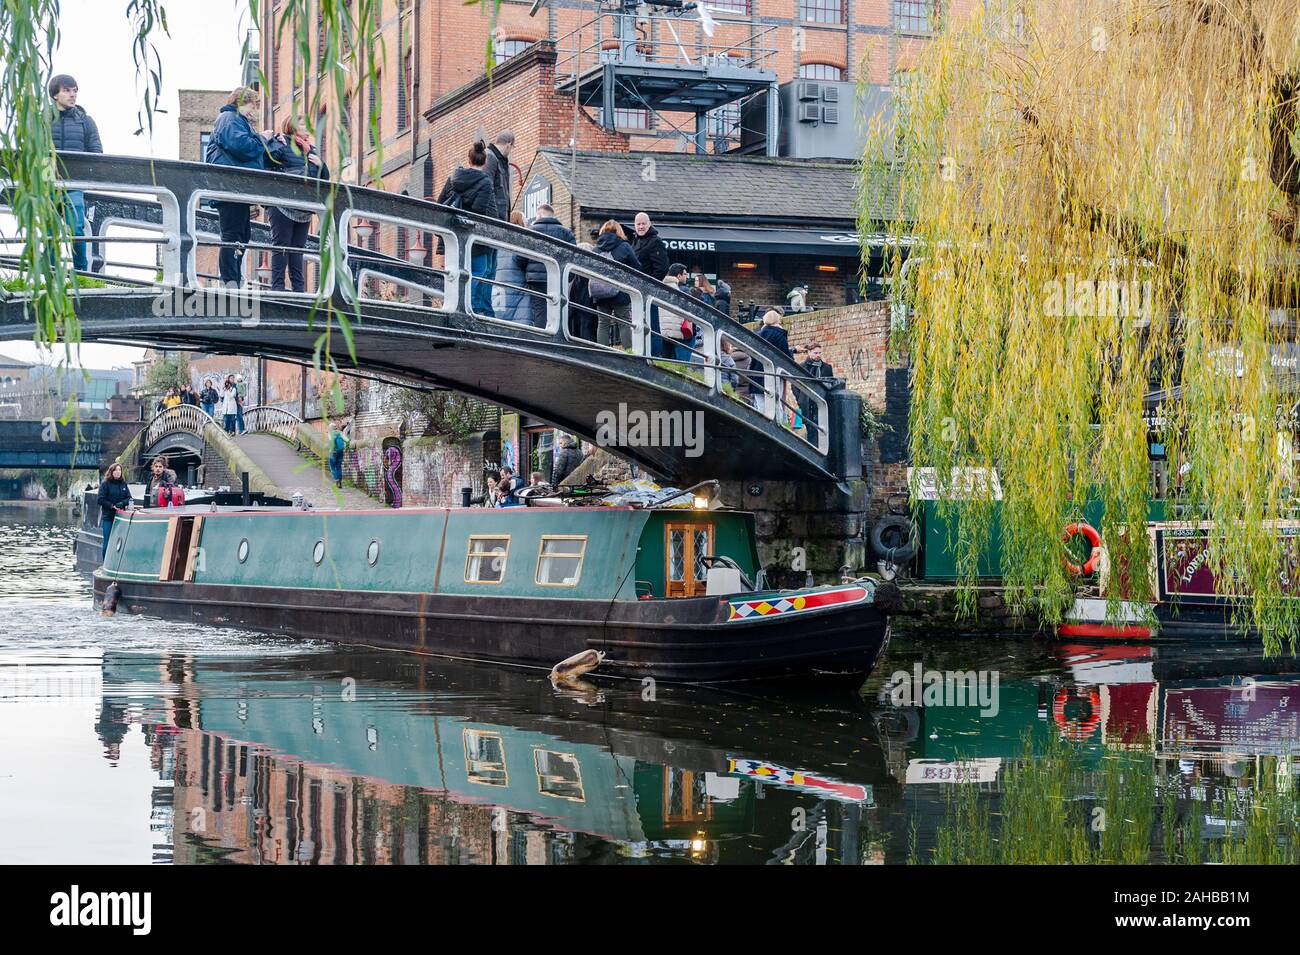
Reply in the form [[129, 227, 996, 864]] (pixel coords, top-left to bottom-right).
[[522, 175, 552, 222]]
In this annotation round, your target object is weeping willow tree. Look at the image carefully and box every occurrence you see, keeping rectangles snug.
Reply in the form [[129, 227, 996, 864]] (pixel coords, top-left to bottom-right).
[[864, 0, 1300, 650]]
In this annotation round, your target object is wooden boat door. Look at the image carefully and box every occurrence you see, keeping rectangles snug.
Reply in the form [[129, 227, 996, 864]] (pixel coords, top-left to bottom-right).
[[665, 522, 714, 598], [160, 515, 203, 582]]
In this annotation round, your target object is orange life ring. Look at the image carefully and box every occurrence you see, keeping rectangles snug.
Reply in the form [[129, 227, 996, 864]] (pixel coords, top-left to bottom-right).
[[1052, 686, 1102, 741], [1062, 522, 1102, 576]]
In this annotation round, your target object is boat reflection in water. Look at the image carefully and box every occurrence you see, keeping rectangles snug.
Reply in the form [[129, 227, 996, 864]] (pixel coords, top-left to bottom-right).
[[889, 639, 1300, 864], [93, 638, 1300, 864], [99, 650, 890, 864]]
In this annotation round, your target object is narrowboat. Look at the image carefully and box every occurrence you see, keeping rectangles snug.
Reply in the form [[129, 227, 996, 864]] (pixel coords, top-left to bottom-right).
[[1058, 519, 1300, 640], [91, 499, 893, 686]]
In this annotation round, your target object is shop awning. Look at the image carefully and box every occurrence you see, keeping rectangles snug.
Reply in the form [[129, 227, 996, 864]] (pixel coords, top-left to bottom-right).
[[653, 224, 916, 260]]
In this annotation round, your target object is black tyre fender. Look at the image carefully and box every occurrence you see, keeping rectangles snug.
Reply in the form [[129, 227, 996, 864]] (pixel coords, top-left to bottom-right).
[[870, 514, 918, 562]]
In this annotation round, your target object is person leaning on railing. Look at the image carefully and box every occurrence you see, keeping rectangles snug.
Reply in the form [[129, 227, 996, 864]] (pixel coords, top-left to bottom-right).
[[48, 73, 103, 274], [205, 86, 272, 287], [264, 117, 330, 293]]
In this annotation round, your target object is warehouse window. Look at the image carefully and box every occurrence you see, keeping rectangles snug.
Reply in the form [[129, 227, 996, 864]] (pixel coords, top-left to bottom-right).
[[798, 0, 845, 25], [895, 0, 939, 35]]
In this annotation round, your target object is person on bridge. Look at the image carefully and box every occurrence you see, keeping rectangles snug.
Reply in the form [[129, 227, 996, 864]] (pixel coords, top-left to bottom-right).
[[484, 130, 515, 222], [758, 309, 792, 357], [96, 463, 132, 559], [494, 211, 529, 323], [265, 116, 330, 292], [48, 74, 103, 274], [437, 140, 501, 316], [219, 376, 239, 433], [523, 204, 575, 330], [631, 213, 670, 358], [205, 87, 271, 287], [199, 379, 218, 418], [234, 375, 249, 434], [590, 220, 639, 348]]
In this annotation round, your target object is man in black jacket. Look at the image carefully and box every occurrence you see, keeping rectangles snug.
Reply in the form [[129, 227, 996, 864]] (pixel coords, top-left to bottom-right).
[[631, 213, 671, 356], [484, 130, 515, 221], [49, 74, 103, 273], [524, 204, 575, 329], [799, 342, 836, 441], [630, 213, 669, 279]]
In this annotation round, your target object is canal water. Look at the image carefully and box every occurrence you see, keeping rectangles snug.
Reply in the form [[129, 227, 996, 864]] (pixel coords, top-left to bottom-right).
[[1, 508, 1297, 864]]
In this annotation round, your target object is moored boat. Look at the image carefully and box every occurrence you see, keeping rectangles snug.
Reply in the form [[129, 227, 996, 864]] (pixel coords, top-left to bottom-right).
[[91, 496, 893, 686], [1058, 519, 1300, 640]]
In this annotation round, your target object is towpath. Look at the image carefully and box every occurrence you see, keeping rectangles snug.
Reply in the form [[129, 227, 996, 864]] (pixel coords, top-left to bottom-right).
[[233, 433, 378, 510]]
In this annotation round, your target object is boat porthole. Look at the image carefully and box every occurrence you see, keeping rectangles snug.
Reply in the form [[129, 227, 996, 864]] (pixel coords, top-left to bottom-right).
[[114, 538, 122, 553], [237, 538, 250, 563], [367, 539, 380, 566], [312, 539, 325, 565]]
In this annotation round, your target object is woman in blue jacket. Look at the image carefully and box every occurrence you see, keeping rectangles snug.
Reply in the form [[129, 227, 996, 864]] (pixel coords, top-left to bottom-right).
[[205, 87, 270, 286]]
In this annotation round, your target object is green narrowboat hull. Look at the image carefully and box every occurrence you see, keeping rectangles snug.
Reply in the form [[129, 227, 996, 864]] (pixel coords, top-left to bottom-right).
[[93, 505, 891, 686]]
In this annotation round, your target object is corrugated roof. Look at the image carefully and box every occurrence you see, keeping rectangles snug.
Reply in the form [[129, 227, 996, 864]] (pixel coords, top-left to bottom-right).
[[537, 149, 898, 224]]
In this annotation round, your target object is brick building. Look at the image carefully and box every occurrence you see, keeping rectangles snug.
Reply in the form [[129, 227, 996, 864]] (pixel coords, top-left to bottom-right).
[[239, 0, 973, 505]]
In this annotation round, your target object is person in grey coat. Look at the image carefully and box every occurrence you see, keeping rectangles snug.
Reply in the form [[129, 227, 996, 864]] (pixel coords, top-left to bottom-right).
[[48, 74, 102, 273]]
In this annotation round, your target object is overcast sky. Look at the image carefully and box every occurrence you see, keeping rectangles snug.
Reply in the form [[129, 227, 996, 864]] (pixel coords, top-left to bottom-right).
[[3, 0, 248, 370]]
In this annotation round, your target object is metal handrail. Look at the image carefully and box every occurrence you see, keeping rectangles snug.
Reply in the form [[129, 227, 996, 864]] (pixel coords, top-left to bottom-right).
[[1, 153, 850, 468], [140, 403, 217, 449], [243, 405, 303, 444], [554, 14, 779, 77]]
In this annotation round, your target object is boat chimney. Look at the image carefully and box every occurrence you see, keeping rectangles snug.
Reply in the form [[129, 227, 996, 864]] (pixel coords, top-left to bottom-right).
[[241, 471, 250, 506]]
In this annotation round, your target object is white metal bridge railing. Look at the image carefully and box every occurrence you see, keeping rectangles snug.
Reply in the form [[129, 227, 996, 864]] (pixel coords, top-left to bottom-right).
[[0, 152, 859, 481]]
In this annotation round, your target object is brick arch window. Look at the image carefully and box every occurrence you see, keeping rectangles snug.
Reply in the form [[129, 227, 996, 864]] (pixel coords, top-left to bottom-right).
[[494, 38, 535, 62], [798, 63, 844, 81]]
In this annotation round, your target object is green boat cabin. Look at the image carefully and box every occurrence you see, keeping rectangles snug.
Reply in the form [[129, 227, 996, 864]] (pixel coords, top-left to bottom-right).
[[102, 506, 763, 602]]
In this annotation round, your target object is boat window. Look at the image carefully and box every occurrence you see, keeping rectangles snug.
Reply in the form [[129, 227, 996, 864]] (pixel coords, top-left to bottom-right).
[[366, 539, 380, 566], [534, 749, 585, 802], [312, 539, 325, 565], [465, 536, 510, 583], [237, 538, 250, 563], [536, 536, 587, 586], [464, 730, 508, 786]]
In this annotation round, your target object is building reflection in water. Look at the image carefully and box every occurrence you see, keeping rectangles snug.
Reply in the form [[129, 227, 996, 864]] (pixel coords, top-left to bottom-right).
[[94, 637, 1299, 865]]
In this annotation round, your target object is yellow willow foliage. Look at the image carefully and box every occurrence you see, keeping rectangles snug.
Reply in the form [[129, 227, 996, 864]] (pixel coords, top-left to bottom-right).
[[863, 0, 1300, 651]]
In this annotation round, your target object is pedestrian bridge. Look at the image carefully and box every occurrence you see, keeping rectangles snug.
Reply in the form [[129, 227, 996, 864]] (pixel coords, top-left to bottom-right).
[[0, 154, 862, 484], [0, 417, 138, 469]]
